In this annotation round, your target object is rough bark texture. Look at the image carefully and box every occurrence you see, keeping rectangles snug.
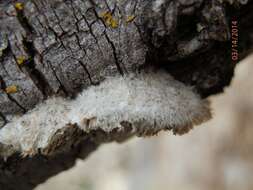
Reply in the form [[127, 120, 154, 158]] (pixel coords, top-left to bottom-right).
[[0, 0, 252, 189]]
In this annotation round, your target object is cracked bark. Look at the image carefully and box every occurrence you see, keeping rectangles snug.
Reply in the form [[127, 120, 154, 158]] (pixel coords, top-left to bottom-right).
[[0, 0, 252, 189]]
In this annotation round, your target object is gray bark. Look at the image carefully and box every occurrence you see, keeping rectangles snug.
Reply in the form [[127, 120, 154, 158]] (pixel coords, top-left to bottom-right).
[[0, 0, 252, 189]]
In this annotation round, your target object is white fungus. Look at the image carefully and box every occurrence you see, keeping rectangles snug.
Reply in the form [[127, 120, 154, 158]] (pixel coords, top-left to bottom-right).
[[0, 71, 211, 156]]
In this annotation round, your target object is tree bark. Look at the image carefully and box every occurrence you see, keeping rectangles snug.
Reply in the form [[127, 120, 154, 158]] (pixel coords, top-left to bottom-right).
[[0, 0, 252, 189]]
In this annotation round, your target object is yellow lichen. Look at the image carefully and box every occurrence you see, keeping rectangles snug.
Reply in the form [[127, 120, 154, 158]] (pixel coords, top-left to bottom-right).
[[101, 12, 118, 28], [126, 15, 135, 23], [14, 2, 24, 11], [17, 56, 26, 65], [5, 85, 18, 94]]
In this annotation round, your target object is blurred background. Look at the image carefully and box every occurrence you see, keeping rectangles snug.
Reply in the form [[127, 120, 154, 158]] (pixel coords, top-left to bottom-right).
[[36, 54, 253, 190]]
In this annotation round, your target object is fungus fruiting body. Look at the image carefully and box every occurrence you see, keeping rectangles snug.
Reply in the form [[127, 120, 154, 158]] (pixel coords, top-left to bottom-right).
[[0, 71, 211, 157]]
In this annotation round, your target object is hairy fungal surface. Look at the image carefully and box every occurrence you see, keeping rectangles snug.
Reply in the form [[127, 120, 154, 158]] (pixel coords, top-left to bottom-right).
[[0, 71, 211, 157]]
